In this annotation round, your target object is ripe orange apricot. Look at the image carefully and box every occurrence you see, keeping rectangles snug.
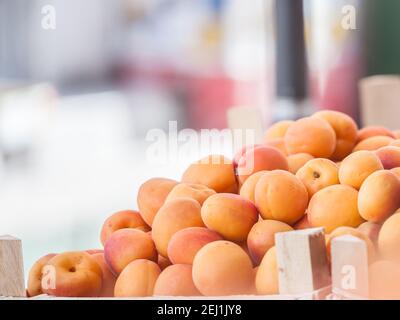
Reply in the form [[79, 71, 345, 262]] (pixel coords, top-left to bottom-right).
[[376, 146, 400, 169], [247, 220, 293, 265], [284, 117, 336, 158], [296, 158, 339, 197], [378, 213, 400, 262], [338, 150, 383, 190], [182, 155, 238, 193], [152, 198, 204, 257], [100, 210, 150, 246], [287, 153, 314, 174], [357, 126, 395, 142], [114, 259, 160, 297], [137, 178, 178, 226], [255, 247, 278, 295], [192, 241, 254, 296], [104, 229, 157, 275], [369, 260, 400, 300], [353, 136, 394, 152], [43, 252, 103, 297], [27, 253, 56, 297], [358, 170, 400, 223], [91, 253, 116, 297], [264, 138, 288, 155], [313, 110, 358, 161], [165, 183, 216, 205], [154, 264, 201, 296], [239, 170, 269, 203], [264, 120, 294, 140], [236, 146, 289, 184], [167, 227, 223, 265], [308, 184, 363, 233], [255, 170, 308, 225], [201, 194, 258, 242]]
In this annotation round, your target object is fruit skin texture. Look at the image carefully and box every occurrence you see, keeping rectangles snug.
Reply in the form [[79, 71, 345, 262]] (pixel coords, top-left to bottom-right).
[[201, 193, 259, 242], [264, 120, 294, 140], [358, 170, 400, 223], [287, 153, 314, 174], [369, 260, 400, 300], [264, 138, 288, 155], [247, 220, 293, 266], [152, 198, 205, 257], [308, 184, 364, 233], [27, 253, 56, 297], [42, 251, 103, 297], [357, 126, 395, 142], [167, 227, 223, 265], [137, 178, 178, 226], [338, 150, 384, 190], [375, 146, 400, 169], [353, 136, 394, 152], [296, 158, 339, 197], [192, 241, 254, 296], [165, 183, 216, 205], [114, 259, 160, 297], [255, 247, 278, 295], [378, 213, 400, 262], [255, 170, 308, 225], [326, 227, 375, 262], [239, 171, 269, 204], [236, 145, 289, 184], [182, 155, 238, 193], [357, 222, 382, 245], [104, 229, 157, 275], [100, 210, 150, 246], [313, 110, 358, 161], [91, 253, 116, 297], [284, 117, 336, 158], [154, 264, 201, 296], [391, 167, 400, 179]]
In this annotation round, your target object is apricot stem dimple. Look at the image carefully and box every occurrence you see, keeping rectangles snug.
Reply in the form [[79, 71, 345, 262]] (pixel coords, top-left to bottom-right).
[[313, 171, 320, 179], [69, 267, 76, 273]]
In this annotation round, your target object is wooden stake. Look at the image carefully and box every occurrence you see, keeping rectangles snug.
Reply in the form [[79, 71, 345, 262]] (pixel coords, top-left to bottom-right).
[[330, 235, 369, 299], [0, 235, 25, 297], [275, 228, 331, 296]]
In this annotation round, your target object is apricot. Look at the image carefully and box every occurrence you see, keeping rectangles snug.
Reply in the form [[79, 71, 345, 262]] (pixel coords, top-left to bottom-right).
[[264, 120, 294, 140], [296, 158, 339, 197], [357, 222, 381, 245], [313, 110, 358, 161], [167, 227, 223, 265], [91, 253, 116, 297], [233, 145, 261, 168], [264, 138, 288, 155], [165, 183, 216, 205], [104, 229, 157, 275], [378, 213, 400, 262], [376, 146, 400, 169], [287, 153, 314, 174], [308, 185, 363, 233], [284, 117, 336, 158], [357, 126, 395, 142], [152, 198, 204, 257], [158, 255, 172, 270], [255, 247, 278, 295], [114, 259, 160, 297], [236, 145, 289, 184], [239, 170, 269, 204], [358, 170, 400, 222], [192, 241, 254, 296], [326, 227, 375, 262], [137, 178, 178, 226], [369, 260, 400, 300], [154, 264, 201, 296], [293, 214, 312, 230], [390, 140, 400, 147], [201, 193, 258, 242], [100, 210, 150, 246], [353, 136, 394, 152], [255, 170, 308, 225], [42, 251, 103, 297], [27, 253, 56, 297], [391, 167, 400, 179], [182, 155, 238, 193], [338, 151, 383, 190], [247, 220, 293, 266]]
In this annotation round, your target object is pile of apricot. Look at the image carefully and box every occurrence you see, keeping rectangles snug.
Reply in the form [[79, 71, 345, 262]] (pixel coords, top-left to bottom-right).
[[28, 111, 400, 299]]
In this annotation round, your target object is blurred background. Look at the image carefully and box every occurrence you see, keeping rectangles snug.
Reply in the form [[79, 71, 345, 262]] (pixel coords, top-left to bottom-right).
[[1, 0, 400, 274]]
